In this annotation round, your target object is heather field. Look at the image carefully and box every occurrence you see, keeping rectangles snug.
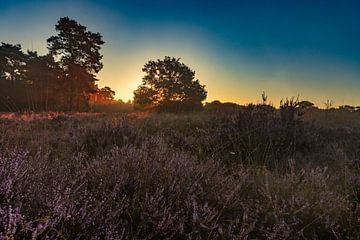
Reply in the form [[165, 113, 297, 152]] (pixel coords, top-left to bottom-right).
[[1, 105, 360, 239], [2, 1, 360, 239]]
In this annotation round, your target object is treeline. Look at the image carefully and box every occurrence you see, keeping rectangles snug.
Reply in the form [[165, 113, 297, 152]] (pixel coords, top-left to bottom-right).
[[0, 17, 115, 112], [3, 17, 358, 114]]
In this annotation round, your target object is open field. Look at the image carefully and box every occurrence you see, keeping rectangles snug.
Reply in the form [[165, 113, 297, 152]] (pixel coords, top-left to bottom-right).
[[2, 1, 360, 239], [1, 106, 360, 239]]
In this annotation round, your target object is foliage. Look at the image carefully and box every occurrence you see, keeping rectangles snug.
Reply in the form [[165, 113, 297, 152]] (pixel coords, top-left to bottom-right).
[[0, 18, 109, 112], [1, 109, 360, 238], [0, 43, 28, 111], [134, 56, 207, 112], [24, 51, 63, 110], [98, 86, 115, 102], [299, 100, 315, 109], [204, 100, 241, 114], [47, 17, 105, 111]]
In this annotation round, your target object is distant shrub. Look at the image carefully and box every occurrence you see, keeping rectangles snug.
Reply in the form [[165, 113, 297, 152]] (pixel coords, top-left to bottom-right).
[[204, 100, 241, 114], [92, 100, 133, 113]]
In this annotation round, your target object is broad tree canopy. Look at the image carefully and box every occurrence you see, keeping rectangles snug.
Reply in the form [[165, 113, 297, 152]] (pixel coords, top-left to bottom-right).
[[134, 56, 207, 112]]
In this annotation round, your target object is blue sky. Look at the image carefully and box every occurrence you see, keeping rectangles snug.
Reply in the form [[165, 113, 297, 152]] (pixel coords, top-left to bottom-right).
[[1, 0, 360, 106]]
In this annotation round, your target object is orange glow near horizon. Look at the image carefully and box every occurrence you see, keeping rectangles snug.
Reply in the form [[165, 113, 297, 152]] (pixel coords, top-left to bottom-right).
[[1, 1, 360, 108], [97, 51, 358, 108]]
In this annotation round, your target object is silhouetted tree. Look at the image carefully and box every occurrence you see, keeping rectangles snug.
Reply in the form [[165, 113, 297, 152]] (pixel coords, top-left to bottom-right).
[[98, 86, 115, 102], [47, 17, 104, 111], [298, 100, 315, 109], [0, 43, 27, 111], [133, 56, 207, 112], [25, 51, 63, 110], [0, 43, 26, 82], [90, 86, 116, 104], [339, 105, 356, 112]]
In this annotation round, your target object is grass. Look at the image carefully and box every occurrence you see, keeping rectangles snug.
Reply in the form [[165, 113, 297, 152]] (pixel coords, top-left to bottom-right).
[[1, 106, 360, 239]]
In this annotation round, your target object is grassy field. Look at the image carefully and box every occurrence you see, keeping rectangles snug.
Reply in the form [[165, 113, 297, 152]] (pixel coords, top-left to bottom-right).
[[1, 106, 360, 239]]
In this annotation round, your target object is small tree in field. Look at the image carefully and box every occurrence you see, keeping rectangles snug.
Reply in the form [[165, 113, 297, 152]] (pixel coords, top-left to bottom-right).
[[133, 56, 207, 112]]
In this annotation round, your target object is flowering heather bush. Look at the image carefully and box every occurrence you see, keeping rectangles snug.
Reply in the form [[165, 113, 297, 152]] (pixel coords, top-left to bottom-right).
[[1, 109, 360, 238], [79, 116, 142, 157], [140, 106, 319, 170]]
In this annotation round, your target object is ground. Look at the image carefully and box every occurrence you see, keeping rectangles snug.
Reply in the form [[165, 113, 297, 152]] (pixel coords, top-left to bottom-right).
[[1, 107, 360, 239]]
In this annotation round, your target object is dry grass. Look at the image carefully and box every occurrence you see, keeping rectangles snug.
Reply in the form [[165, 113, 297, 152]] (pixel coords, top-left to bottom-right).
[[1, 107, 360, 239]]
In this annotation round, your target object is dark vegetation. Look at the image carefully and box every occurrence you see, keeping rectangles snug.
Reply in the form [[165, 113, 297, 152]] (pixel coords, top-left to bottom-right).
[[2, 17, 360, 239], [0, 17, 115, 112], [133, 56, 207, 112], [0, 18, 207, 113], [2, 104, 360, 239]]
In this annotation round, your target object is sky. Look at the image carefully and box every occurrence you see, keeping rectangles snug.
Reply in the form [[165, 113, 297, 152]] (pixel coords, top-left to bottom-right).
[[1, 0, 360, 106]]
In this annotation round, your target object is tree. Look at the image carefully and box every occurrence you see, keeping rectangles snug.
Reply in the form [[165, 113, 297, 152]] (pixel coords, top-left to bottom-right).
[[0, 43, 27, 111], [25, 51, 63, 110], [0, 43, 26, 82], [133, 56, 207, 112], [0, 43, 64, 111], [339, 105, 356, 112], [90, 86, 115, 103], [298, 100, 315, 109], [98, 86, 115, 102], [47, 17, 104, 111]]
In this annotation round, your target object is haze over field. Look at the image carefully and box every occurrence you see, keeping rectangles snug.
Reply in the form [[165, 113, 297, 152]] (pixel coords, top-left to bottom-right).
[[1, 0, 360, 106]]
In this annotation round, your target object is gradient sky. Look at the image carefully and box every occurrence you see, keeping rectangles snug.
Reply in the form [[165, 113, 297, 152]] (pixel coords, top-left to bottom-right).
[[1, 0, 360, 106]]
